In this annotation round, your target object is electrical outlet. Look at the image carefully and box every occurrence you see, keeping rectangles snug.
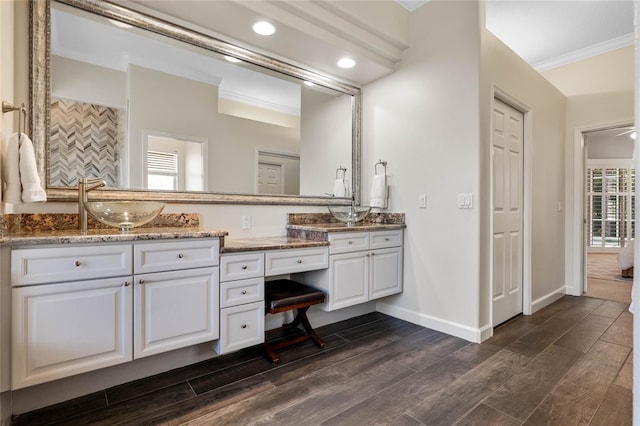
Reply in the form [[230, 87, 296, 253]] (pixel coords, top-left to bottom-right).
[[418, 194, 426, 208], [241, 215, 251, 229]]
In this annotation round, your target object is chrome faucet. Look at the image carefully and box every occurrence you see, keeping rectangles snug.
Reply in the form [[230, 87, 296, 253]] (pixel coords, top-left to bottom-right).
[[78, 177, 106, 232]]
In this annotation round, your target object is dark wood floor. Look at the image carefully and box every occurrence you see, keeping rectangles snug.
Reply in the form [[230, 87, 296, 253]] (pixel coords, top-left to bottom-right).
[[12, 295, 633, 425]]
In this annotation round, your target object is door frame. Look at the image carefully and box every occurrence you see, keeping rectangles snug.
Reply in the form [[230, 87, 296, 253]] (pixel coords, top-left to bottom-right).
[[489, 87, 533, 329], [569, 120, 634, 296]]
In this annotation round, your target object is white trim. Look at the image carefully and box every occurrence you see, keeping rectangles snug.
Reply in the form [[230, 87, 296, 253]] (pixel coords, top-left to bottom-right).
[[570, 120, 634, 297], [532, 286, 566, 313], [534, 33, 634, 72], [490, 88, 534, 329], [376, 302, 485, 343]]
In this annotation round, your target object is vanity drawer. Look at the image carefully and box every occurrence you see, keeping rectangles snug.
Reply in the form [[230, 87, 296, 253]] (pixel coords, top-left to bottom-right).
[[134, 239, 219, 274], [265, 248, 329, 276], [328, 232, 369, 254], [370, 230, 403, 249], [220, 253, 264, 282], [220, 277, 264, 308], [215, 302, 264, 355], [11, 244, 132, 286]]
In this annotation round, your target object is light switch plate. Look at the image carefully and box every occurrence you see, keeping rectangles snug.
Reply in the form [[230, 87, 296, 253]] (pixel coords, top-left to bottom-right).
[[458, 194, 473, 209], [418, 194, 426, 208], [241, 215, 251, 229]]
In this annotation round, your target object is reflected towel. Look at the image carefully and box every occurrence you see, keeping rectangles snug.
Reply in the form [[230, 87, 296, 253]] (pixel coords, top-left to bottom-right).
[[370, 174, 386, 208], [2, 133, 47, 203], [333, 179, 348, 197]]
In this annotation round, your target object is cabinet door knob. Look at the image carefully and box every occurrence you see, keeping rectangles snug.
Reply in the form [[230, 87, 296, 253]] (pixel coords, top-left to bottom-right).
[[241, 265, 248, 270], [124, 281, 131, 287], [241, 290, 247, 295], [74, 260, 81, 267], [241, 324, 247, 329], [177, 253, 184, 259], [139, 279, 145, 285], [297, 259, 303, 264]]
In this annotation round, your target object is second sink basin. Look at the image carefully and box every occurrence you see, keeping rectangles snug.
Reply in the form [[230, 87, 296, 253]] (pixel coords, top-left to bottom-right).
[[84, 201, 165, 231]]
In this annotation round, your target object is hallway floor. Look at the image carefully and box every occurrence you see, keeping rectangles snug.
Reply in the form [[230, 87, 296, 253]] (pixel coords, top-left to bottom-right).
[[12, 296, 633, 425]]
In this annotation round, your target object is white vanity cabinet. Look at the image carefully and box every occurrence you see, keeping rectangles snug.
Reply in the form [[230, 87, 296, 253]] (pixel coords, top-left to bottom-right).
[[299, 230, 403, 311], [11, 244, 134, 389], [10, 238, 220, 389], [215, 252, 265, 355]]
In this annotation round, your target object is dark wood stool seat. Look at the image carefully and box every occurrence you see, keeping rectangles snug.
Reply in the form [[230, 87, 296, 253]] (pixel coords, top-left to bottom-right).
[[264, 279, 326, 364]]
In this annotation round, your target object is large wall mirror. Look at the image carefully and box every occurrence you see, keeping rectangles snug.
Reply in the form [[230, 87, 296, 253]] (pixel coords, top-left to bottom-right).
[[30, 0, 361, 204]]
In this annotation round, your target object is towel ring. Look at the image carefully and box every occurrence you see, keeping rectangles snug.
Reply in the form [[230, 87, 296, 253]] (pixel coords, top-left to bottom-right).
[[336, 166, 347, 181], [2, 101, 28, 143], [373, 159, 389, 209]]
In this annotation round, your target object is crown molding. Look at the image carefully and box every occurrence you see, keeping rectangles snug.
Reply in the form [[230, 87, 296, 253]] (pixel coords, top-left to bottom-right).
[[534, 33, 634, 72]]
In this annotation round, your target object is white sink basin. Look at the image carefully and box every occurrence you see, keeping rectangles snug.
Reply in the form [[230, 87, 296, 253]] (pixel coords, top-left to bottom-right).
[[84, 201, 165, 232], [327, 205, 371, 227]]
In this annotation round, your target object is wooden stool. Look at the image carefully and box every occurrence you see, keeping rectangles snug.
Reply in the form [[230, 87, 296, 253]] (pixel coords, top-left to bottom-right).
[[264, 279, 326, 364]]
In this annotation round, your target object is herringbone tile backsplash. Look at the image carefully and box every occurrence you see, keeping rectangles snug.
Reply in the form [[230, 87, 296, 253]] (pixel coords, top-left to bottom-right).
[[50, 97, 122, 188]]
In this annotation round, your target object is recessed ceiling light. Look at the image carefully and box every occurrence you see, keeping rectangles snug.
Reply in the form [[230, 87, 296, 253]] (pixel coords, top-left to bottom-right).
[[304, 81, 316, 87], [108, 19, 132, 29], [224, 56, 242, 63], [253, 21, 276, 36], [337, 57, 356, 69]]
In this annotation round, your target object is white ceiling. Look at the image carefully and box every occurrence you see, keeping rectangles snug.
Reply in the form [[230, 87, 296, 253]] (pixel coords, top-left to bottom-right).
[[484, 1, 634, 71]]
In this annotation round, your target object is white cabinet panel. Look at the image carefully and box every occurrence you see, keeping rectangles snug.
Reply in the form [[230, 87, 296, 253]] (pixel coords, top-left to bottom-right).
[[12, 244, 132, 286], [329, 252, 369, 310], [265, 247, 328, 276], [369, 230, 403, 250], [215, 302, 264, 354], [220, 253, 264, 282], [134, 239, 219, 274], [328, 232, 369, 254], [370, 247, 403, 299], [12, 278, 132, 389], [134, 267, 219, 358], [220, 278, 264, 308]]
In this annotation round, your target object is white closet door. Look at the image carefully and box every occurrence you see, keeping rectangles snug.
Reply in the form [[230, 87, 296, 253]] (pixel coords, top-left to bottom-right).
[[492, 99, 524, 325]]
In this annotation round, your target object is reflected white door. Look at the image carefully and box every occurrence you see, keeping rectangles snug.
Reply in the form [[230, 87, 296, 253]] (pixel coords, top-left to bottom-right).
[[257, 162, 283, 194], [492, 99, 524, 325]]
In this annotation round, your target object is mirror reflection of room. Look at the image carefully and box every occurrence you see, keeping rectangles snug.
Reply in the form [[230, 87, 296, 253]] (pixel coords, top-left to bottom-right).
[[48, 2, 353, 197]]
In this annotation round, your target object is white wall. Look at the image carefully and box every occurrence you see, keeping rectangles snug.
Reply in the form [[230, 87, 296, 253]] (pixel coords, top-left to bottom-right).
[[362, 0, 483, 340], [480, 28, 567, 323], [300, 89, 352, 197], [51, 56, 126, 108]]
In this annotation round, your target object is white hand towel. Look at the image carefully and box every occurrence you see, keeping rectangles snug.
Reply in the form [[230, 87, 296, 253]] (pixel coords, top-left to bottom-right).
[[333, 179, 348, 197], [2, 133, 47, 203], [2, 133, 22, 203], [18, 133, 47, 203], [370, 174, 386, 208]]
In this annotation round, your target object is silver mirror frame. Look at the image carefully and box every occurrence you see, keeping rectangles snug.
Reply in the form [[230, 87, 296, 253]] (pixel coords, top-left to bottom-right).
[[30, 0, 361, 205]]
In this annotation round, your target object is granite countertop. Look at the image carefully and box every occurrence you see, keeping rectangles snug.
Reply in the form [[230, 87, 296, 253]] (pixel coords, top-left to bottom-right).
[[221, 236, 330, 253], [0, 227, 229, 246], [286, 222, 406, 233]]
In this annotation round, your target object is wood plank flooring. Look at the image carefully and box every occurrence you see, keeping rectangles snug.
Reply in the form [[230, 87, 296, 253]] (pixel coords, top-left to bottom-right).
[[11, 296, 633, 425]]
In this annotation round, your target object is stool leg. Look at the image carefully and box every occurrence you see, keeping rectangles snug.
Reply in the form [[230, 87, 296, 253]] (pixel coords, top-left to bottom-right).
[[263, 342, 280, 365], [297, 308, 326, 349]]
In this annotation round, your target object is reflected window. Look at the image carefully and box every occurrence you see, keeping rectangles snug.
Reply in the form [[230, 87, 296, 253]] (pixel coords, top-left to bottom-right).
[[147, 150, 178, 190]]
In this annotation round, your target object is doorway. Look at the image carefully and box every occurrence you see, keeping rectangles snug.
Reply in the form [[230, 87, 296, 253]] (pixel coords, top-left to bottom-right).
[[492, 98, 525, 325], [582, 126, 635, 304]]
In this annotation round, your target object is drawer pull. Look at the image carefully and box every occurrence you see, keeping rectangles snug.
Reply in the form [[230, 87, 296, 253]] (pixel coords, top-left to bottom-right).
[[177, 253, 184, 259], [241, 265, 248, 270], [139, 279, 146, 285], [297, 259, 303, 264], [124, 281, 131, 287], [74, 261, 81, 267], [385, 238, 390, 241], [348, 241, 353, 245], [241, 290, 247, 295], [241, 324, 247, 329]]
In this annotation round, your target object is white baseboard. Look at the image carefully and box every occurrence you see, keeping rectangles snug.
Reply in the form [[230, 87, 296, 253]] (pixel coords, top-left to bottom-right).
[[531, 286, 566, 313], [376, 301, 485, 343]]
